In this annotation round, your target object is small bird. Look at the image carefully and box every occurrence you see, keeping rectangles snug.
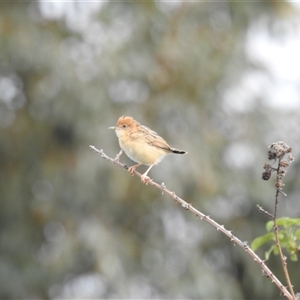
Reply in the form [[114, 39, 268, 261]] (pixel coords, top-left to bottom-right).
[[109, 116, 187, 182]]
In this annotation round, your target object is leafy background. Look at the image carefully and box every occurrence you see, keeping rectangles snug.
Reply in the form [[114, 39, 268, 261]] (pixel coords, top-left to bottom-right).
[[1, 1, 300, 299]]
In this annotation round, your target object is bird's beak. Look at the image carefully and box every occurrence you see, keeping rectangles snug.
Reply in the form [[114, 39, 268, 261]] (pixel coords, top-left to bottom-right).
[[108, 126, 115, 130]]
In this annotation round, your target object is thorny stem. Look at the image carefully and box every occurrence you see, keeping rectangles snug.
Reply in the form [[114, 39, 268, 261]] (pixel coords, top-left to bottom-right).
[[257, 204, 274, 220], [90, 145, 293, 300], [273, 158, 295, 300]]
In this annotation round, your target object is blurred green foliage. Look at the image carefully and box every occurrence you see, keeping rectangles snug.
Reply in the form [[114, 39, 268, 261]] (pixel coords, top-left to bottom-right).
[[252, 218, 300, 261], [1, 1, 300, 299]]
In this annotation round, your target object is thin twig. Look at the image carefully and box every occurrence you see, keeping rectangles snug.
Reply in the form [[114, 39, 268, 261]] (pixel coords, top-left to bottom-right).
[[257, 205, 274, 220], [273, 158, 295, 300], [90, 145, 293, 300]]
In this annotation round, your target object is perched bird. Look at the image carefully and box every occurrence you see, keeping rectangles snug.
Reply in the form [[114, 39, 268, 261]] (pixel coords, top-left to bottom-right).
[[109, 116, 187, 182]]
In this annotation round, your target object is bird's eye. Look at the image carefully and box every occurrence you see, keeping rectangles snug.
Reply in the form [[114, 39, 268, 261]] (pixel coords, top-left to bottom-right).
[[122, 124, 126, 128]]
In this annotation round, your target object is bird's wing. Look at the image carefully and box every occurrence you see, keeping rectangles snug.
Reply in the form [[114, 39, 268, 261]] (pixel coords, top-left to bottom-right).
[[129, 125, 157, 139], [144, 131, 171, 151], [130, 125, 171, 151], [140, 125, 159, 137], [147, 137, 171, 151]]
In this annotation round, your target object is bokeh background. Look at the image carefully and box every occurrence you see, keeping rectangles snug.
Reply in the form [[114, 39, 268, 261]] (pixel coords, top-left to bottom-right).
[[1, 1, 300, 299]]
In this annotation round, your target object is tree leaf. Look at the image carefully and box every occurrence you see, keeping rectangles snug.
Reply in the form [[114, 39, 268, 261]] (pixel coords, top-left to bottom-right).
[[290, 253, 298, 262], [266, 220, 274, 232], [265, 244, 277, 260], [251, 232, 274, 251], [277, 217, 300, 228]]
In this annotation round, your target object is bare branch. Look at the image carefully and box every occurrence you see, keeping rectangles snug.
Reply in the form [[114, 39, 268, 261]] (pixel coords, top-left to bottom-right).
[[257, 204, 274, 220], [274, 162, 295, 299], [90, 145, 293, 300], [263, 141, 295, 299]]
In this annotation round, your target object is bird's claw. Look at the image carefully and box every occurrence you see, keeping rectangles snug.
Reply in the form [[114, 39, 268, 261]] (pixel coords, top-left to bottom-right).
[[141, 175, 151, 184], [128, 166, 136, 175]]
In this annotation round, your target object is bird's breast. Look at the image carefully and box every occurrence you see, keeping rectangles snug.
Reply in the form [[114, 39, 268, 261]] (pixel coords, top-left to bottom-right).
[[119, 137, 169, 166]]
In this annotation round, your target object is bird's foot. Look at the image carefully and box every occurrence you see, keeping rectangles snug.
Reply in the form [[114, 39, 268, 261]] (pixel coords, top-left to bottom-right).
[[128, 164, 141, 175], [128, 166, 136, 175], [141, 174, 151, 184]]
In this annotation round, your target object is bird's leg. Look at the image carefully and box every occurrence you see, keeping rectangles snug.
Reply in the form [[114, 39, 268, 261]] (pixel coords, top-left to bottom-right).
[[128, 163, 142, 175], [141, 164, 154, 183]]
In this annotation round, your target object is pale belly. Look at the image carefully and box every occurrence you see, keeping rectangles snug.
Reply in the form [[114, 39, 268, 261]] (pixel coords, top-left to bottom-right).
[[119, 139, 169, 166]]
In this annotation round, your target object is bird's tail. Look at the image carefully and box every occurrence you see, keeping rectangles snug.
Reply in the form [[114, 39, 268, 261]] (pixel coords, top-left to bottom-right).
[[171, 148, 187, 154]]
